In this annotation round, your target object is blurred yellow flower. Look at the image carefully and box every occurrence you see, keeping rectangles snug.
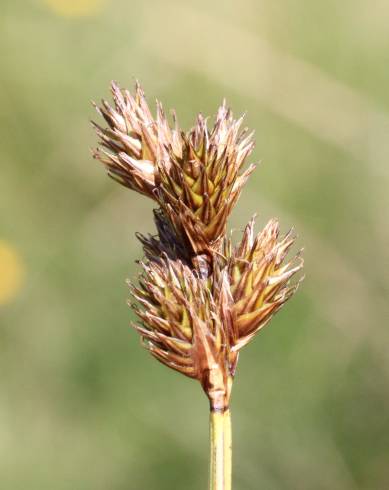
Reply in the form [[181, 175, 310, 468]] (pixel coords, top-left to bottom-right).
[[44, 0, 105, 17], [0, 241, 25, 306]]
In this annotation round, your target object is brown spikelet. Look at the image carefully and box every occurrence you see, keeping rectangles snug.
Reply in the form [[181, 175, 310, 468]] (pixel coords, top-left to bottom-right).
[[130, 256, 234, 409], [225, 217, 304, 351], [157, 106, 255, 256], [92, 81, 176, 197], [136, 209, 190, 264]]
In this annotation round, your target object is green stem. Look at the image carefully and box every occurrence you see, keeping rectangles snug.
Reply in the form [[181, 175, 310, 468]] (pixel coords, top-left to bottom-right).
[[209, 409, 232, 490]]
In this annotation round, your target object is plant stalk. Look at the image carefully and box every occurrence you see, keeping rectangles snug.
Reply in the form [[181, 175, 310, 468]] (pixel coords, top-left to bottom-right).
[[209, 409, 232, 490]]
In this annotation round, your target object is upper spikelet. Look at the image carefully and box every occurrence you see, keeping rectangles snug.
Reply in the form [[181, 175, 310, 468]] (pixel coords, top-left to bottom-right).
[[157, 107, 255, 255], [93, 83, 255, 257], [92, 81, 177, 197]]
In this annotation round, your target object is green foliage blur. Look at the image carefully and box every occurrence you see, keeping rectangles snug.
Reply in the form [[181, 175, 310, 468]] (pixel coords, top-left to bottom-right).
[[1, 0, 388, 488]]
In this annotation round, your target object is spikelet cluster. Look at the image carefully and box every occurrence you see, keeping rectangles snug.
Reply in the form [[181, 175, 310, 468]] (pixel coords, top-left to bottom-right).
[[93, 81, 303, 410]]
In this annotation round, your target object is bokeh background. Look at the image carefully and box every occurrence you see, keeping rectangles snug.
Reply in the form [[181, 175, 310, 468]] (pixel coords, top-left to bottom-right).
[[1, 0, 389, 489]]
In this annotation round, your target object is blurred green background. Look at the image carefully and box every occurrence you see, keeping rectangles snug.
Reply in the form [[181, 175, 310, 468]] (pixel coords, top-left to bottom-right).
[[1, 0, 388, 489]]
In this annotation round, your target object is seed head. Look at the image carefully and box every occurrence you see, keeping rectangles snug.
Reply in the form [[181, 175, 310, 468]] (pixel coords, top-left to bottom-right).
[[92, 81, 304, 410]]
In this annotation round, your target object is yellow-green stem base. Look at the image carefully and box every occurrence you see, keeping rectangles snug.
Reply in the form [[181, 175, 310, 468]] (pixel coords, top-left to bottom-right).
[[209, 409, 231, 490]]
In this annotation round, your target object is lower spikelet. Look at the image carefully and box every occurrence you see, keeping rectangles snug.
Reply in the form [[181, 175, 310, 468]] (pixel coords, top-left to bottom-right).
[[129, 215, 303, 408], [225, 217, 304, 351], [130, 257, 234, 409]]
